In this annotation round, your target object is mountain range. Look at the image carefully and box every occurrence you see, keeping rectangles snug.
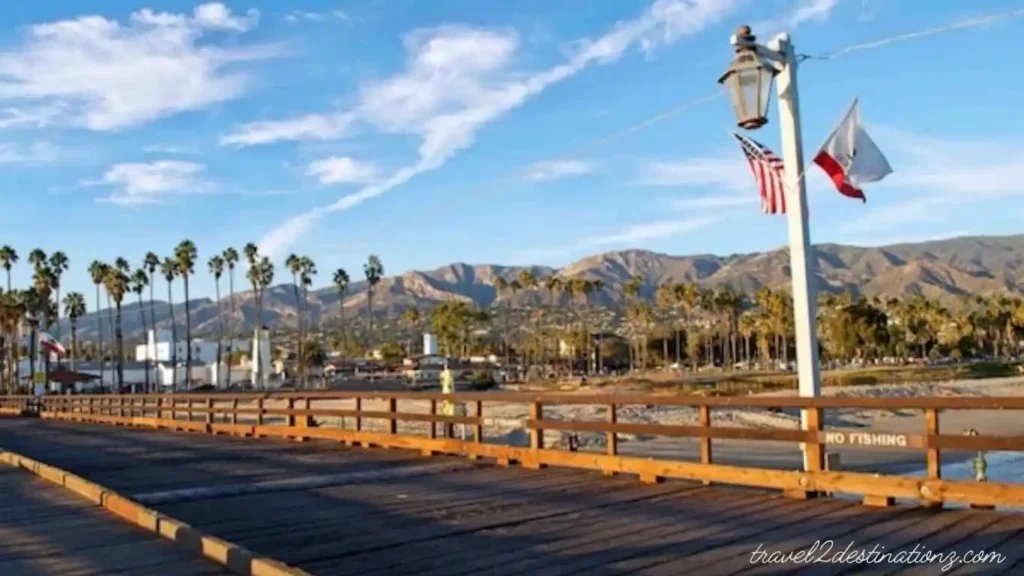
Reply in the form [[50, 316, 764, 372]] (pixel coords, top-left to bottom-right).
[[57, 234, 1024, 342]]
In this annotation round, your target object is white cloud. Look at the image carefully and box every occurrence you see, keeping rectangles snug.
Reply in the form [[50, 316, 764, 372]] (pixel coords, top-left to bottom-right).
[[306, 156, 378, 184], [0, 3, 274, 131], [524, 160, 592, 182], [844, 229, 974, 248], [191, 3, 259, 31], [670, 193, 756, 209], [247, 0, 739, 257], [90, 160, 211, 205], [142, 144, 198, 155], [220, 112, 356, 146], [757, 0, 839, 35], [582, 215, 723, 247], [0, 141, 60, 165], [285, 10, 348, 24], [637, 156, 750, 190], [840, 128, 1024, 234]]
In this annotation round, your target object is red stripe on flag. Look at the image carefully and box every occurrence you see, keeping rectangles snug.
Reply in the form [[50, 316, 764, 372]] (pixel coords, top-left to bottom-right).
[[813, 151, 866, 202]]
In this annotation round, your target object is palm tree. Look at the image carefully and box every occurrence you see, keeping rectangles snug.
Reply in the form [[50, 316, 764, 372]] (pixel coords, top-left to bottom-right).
[[144, 252, 160, 339], [27, 249, 46, 272], [88, 261, 109, 385], [286, 254, 303, 364], [62, 292, 87, 373], [130, 269, 150, 391], [247, 255, 274, 389], [402, 308, 421, 356], [22, 286, 47, 390], [363, 255, 384, 343], [47, 251, 69, 343], [222, 247, 240, 387], [299, 257, 317, 388], [160, 258, 179, 390], [494, 277, 509, 366], [1, 290, 26, 392], [209, 254, 226, 380], [623, 275, 643, 371], [0, 245, 17, 388], [244, 243, 259, 266], [333, 268, 350, 355], [175, 240, 197, 383], [103, 267, 129, 389], [0, 246, 17, 291]]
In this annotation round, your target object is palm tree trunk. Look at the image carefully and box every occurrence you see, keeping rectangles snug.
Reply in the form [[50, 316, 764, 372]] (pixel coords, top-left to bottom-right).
[[226, 271, 235, 389], [138, 294, 149, 392], [115, 304, 124, 389], [366, 289, 374, 345], [167, 282, 177, 391], [662, 337, 669, 369], [147, 280, 155, 392], [256, 292, 265, 390], [71, 323, 78, 372], [183, 276, 192, 389], [215, 278, 223, 388], [675, 329, 681, 367], [54, 286, 62, 349], [28, 325, 36, 392], [95, 286, 105, 387], [106, 293, 114, 381]]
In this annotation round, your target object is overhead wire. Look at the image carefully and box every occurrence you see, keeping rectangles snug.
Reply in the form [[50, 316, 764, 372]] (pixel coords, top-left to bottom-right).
[[524, 7, 1024, 176]]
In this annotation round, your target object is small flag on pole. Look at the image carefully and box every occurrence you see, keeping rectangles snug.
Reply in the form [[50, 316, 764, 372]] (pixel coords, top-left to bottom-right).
[[733, 133, 787, 214], [813, 98, 892, 202], [39, 332, 66, 358]]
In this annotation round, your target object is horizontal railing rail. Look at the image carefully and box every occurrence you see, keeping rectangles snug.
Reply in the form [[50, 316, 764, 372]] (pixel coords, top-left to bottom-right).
[[3, 391, 1023, 509]]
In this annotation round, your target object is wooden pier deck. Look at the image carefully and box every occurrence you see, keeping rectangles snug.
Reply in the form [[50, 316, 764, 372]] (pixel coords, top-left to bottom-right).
[[1, 417, 1022, 575], [0, 463, 231, 575]]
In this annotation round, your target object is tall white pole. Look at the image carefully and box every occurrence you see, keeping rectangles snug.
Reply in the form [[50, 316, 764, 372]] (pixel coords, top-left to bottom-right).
[[769, 33, 822, 472]]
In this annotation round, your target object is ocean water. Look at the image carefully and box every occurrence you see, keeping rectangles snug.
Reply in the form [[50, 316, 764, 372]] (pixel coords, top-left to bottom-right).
[[916, 451, 1024, 484]]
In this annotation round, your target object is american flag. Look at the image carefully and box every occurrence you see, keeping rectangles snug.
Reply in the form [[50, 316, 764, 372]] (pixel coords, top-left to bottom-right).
[[733, 133, 787, 214]]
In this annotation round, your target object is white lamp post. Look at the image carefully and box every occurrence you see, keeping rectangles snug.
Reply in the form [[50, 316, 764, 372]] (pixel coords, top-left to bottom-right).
[[720, 26, 822, 472]]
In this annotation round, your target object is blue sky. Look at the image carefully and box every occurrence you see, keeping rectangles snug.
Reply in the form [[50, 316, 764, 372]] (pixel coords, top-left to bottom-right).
[[1, 0, 1022, 302]]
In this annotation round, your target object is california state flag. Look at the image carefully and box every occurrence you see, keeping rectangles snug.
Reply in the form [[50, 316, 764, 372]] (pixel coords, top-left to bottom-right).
[[813, 98, 892, 202], [39, 332, 66, 357]]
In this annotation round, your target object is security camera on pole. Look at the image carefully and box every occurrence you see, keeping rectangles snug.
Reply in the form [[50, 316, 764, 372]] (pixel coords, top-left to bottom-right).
[[718, 25, 822, 472]]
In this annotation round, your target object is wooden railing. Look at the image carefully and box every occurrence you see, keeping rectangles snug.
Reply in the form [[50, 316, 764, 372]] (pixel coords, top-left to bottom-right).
[[4, 391, 1024, 509]]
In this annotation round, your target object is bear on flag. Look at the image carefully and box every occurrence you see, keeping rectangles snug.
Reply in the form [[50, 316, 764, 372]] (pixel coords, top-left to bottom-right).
[[813, 98, 893, 202]]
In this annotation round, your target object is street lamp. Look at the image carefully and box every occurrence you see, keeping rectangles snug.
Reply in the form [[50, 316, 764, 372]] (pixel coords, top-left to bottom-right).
[[719, 25, 823, 473], [718, 26, 777, 130]]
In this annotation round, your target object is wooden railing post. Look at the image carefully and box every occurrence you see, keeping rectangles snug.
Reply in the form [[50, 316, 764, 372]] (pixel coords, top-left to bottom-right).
[[355, 398, 362, 432], [524, 401, 544, 470], [206, 398, 214, 424], [924, 407, 943, 508], [231, 399, 238, 425], [474, 400, 483, 445], [287, 398, 296, 427], [428, 400, 437, 439], [784, 406, 823, 500], [388, 398, 397, 435], [294, 398, 310, 442], [603, 403, 618, 477], [698, 404, 713, 486]]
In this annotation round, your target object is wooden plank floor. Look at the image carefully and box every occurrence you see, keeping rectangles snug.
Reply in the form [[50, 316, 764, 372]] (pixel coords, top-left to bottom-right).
[[1, 418, 1022, 575], [0, 467, 231, 575]]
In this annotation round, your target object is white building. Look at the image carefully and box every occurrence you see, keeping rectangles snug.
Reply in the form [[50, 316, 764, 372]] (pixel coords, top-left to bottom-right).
[[423, 333, 439, 356], [251, 328, 272, 388], [135, 329, 248, 366]]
